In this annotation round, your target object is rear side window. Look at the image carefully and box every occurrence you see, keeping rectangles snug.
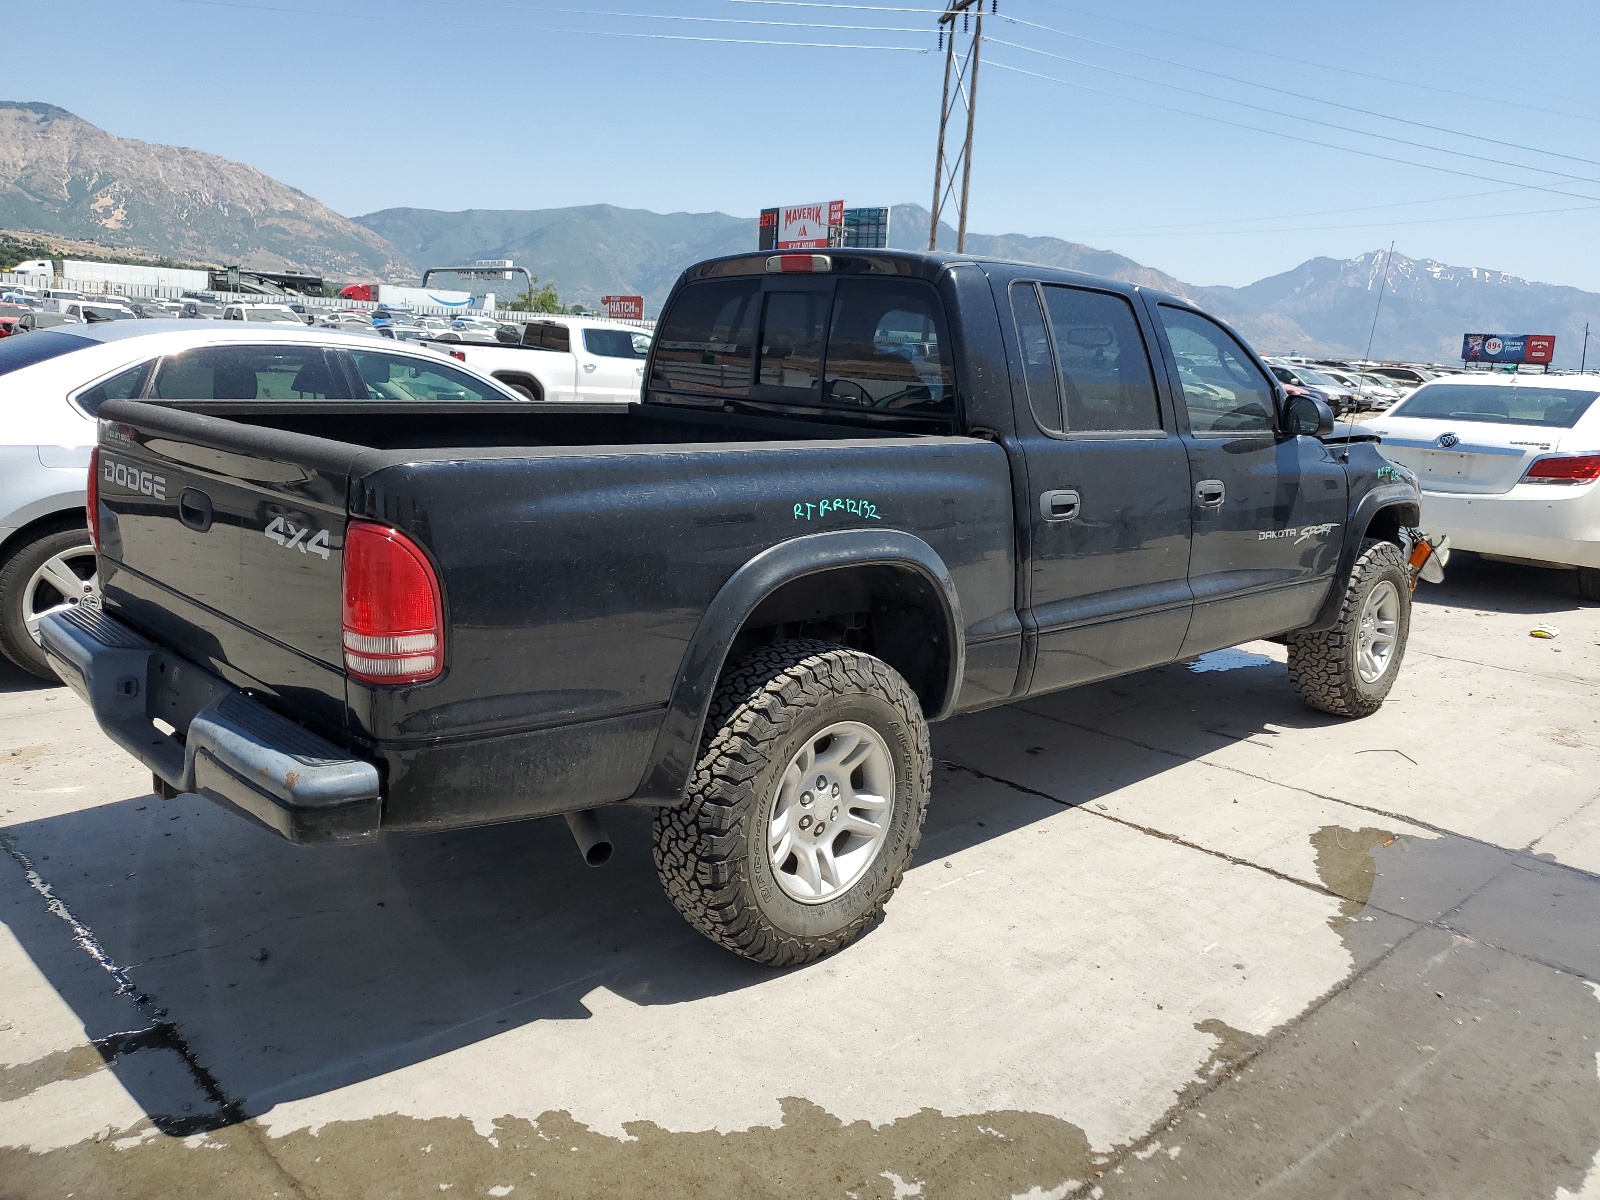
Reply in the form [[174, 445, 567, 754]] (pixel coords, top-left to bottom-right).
[[526, 322, 572, 352], [1390, 383, 1598, 428], [152, 345, 352, 399], [822, 279, 953, 415], [348, 350, 512, 401], [651, 279, 760, 396], [0, 329, 93, 377], [582, 328, 649, 359], [1040, 285, 1161, 432], [75, 361, 153, 416]]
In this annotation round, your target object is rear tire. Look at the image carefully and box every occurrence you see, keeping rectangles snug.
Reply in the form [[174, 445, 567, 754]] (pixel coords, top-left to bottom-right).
[[653, 640, 930, 966], [1579, 567, 1600, 602], [1287, 539, 1410, 718], [0, 521, 98, 681]]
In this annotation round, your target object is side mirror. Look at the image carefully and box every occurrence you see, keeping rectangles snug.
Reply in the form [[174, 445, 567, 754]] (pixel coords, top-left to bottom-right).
[[1285, 393, 1336, 438]]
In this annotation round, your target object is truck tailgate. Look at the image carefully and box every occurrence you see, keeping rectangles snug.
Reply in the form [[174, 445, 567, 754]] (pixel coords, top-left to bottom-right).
[[95, 403, 357, 739]]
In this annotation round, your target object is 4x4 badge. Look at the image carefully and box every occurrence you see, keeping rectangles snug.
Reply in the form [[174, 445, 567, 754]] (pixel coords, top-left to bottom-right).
[[1436, 431, 1460, 448]]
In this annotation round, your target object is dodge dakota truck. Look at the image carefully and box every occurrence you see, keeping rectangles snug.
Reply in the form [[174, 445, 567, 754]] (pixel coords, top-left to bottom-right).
[[42, 249, 1427, 966]]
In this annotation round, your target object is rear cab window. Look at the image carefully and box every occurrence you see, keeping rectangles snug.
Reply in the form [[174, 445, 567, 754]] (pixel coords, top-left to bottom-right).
[[649, 269, 956, 426]]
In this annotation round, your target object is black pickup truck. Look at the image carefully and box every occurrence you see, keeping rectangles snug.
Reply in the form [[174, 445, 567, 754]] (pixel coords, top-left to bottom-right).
[[43, 249, 1427, 966]]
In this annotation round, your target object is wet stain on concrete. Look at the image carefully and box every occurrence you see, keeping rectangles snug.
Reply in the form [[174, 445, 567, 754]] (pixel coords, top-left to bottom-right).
[[1, 1098, 1098, 1200], [1309, 825, 1400, 920], [1173, 1019, 1268, 1108], [0, 1043, 106, 1103], [1087, 827, 1600, 1199]]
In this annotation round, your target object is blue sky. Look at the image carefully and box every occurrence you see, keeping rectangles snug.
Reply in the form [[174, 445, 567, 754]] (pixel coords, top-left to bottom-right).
[[20, 0, 1600, 290]]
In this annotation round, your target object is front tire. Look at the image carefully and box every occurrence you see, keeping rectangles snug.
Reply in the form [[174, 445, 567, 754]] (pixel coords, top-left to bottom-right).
[[653, 640, 930, 966], [1287, 539, 1410, 717], [0, 522, 98, 680], [1579, 567, 1600, 602]]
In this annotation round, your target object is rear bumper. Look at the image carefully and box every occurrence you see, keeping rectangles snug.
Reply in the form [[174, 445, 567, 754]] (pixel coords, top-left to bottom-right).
[[39, 606, 381, 844], [1419, 484, 1600, 570]]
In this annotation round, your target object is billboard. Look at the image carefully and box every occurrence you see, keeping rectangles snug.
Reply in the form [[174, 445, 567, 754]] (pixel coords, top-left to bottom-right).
[[601, 294, 644, 320], [1462, 333, 1555, 364], [759, 203, 888, 250], [773, 200, 844, 250]]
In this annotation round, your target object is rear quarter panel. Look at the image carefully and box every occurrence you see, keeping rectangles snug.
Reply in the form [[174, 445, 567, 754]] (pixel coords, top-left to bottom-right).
[[348, 436, 1015, 819]]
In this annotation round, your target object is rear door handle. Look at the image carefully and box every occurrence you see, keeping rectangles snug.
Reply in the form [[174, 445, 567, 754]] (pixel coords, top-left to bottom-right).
[[582, 362, 597, 373], [1195, 479, 1226, 507], [1039, 489, 1081, 522]]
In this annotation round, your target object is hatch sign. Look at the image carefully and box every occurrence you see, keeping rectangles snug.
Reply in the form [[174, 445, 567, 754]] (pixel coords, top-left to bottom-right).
[[601, 295, 643, 320]]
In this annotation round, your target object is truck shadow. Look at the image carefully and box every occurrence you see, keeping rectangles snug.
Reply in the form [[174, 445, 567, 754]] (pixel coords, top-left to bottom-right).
[[0, 655, 59, 695], [2, 647, 1339, 1133]]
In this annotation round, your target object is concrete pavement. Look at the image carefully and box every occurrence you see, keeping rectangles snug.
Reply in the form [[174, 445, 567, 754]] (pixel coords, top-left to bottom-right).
[[2, 554, 1598, 1199]]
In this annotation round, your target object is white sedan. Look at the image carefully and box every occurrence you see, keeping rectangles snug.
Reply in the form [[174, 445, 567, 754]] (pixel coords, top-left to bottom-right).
[[1367, 373, 1600, 598], [0, 320, 529, 678]]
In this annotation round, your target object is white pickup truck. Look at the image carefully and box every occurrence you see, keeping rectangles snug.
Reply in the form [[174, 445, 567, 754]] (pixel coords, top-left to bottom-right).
[[434, 316, 651, 402]]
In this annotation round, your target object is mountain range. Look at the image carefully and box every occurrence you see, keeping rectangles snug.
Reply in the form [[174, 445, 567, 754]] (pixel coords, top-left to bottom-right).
[[3, 100, 1596, 367]]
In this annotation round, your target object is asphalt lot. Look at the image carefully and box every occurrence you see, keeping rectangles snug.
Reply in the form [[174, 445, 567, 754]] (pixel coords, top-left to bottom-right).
[[2, 554, 1598, 1200]]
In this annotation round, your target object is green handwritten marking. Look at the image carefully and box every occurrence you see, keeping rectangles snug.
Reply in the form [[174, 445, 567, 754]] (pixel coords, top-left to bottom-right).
[[793, 499, 880, 521], [1377, 464, 1407, 483]]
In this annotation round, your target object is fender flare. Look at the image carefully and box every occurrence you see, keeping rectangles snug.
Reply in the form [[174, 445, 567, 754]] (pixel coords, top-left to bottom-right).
[[630, 528, 963, 805], [1301, 484, 1421, 631]]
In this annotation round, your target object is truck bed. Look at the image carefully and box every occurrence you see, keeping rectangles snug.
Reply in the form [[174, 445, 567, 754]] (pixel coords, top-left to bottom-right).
[[93, 396, 1017, 831]]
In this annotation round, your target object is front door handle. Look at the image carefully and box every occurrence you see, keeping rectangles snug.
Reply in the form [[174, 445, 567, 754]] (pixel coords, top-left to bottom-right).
[[582, 362, 597, 373], [1195, 479, 1226, 507], [1039, 489, 1081, 522]]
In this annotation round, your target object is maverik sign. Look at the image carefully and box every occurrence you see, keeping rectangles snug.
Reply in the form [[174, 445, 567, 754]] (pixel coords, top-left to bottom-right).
[[1462, 333, 1556, 364], [771, 200, 845, 250]]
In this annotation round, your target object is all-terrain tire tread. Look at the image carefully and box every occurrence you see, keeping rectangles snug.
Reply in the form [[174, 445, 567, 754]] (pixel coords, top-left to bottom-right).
[[1286, 539, 1409, 718], [652, 639, 930, 967]]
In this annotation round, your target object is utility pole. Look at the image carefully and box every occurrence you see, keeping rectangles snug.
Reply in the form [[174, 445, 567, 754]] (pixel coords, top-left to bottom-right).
[[929, 0, 988, 252]]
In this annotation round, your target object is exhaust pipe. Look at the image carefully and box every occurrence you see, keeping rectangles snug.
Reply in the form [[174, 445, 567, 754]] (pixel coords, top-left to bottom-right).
[[564, 808, 612, 867]]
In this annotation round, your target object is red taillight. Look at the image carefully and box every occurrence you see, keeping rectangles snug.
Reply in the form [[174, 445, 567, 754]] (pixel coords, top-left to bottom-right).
[[341, 521, 444, 685], [448, 350, 465, 361], [1523, 453, 1600, 484], [87, 446, 101, 551]]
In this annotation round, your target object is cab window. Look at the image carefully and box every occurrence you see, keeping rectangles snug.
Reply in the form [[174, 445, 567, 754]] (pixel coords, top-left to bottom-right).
[[1157, 307, 1275, 435], [650, 279, 760, 396], [1040, 285, 1160, 432], [821, 279, 953, 416]]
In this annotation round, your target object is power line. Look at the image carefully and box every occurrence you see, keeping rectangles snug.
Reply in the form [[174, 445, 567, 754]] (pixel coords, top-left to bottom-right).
[[1023, 0, 1600, 125], [982, 57, 1600, 202], [143, 0, 930, 48], [986, 37, 1600, 187], [1067, 199, 1600, 239], [995, 11, 1600, 172], [378, 0, 930, 34]]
